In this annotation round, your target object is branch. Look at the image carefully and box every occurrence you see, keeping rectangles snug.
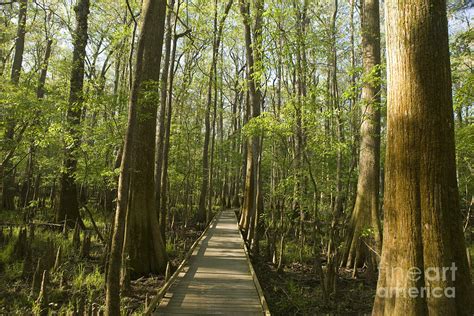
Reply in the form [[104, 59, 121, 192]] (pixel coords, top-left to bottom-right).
[[125, 0, 138, 26], [81, 204, 105, 243], [174, 29, 191, 39], [1, 122, 29, 168], [4, 150, 29, 176], [33, 0, 73, 34]]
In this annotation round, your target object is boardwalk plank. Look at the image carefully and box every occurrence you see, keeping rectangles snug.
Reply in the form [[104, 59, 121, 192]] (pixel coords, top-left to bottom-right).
[[153, 209, 264, 315]]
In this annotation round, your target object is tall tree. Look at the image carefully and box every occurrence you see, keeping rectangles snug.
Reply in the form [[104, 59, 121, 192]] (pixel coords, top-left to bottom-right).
[[238, 0, 264, 252], [341, 0, 382, 272], [121, 0, 168, 279], [325, 0, 342, 295], [373, 0, 473, 314], [293, 0, 309, 261], [20, 37, 53, 208], [106, 0, 168, 313], [1, 0, 27, 210], [56, 0, 90, 227], [10, 0, 26, 85], [196, 0, 234, 224], [155, 0, 176, 233], [159, 1, 188, 241]]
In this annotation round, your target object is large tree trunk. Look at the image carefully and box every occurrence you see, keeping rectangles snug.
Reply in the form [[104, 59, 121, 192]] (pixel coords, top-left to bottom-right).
[[1, 0, 28, 211], [250, 0, 265, 255], [293, 0, 308, 259], [239, 0, 263, 250], [155, 0, 175, 232], [56, 0, 89, 227], [341, 0, 382, 271], [122, 0, 168, 279], [373, 0, 473, 314], [160, 0, 184, 241], [106, 0, 168, 314]]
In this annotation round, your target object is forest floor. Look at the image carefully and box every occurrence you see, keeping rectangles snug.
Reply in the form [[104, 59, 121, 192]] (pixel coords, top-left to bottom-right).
[[253, 255, 375, 315], [0, 208, 205, 314], [254, 237, 474, 315], [1, 207, 472, 314]]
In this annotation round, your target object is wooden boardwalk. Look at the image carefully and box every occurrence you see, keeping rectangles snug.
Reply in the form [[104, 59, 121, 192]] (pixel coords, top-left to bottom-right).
[[153, 209, 267, 315]]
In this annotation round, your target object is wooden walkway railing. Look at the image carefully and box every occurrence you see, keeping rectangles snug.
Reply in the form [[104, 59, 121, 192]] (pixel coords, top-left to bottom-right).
[[148, 209, 270, 315]]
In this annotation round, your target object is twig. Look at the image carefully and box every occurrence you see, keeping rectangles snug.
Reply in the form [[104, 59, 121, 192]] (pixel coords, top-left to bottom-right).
[[363, 240, 381, 258]]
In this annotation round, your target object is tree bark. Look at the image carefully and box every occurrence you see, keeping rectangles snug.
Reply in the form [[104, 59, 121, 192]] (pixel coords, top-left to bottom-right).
[[20, 38, 53, 209], [160, 0, 183, 241], [155, 0, 175, 230], [239, 0, 264, 250], [325, 0, 342, 295], [106, 0, 168, 314], [36, 39, 53, 100], [10, 0, 26, 85], [341, 0, 382, 271], [122, 0, 168, 279], [56, 0, 89, 227], [1, 0, 27, 211], [373, 0, 473, 314]]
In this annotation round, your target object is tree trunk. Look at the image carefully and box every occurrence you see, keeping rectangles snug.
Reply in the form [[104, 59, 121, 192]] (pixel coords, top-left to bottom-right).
[[160, 1, 183, 241], [197, 0, 234, 224], [10, 0, 27, 85], [292, 0, 308, 257], [1, 0, 28, 211], [21, 38, 53, 209], [155, 0, 175, 230], [36, 39, 53, 100], [325, 0, 342, 295], [123, 0, 168, 279], [373, 0, 473, 314], [239, 0, 264, 247], [341, 0, 382, 270], [56, 0, 89, 227], [106, 0, 168, 314]]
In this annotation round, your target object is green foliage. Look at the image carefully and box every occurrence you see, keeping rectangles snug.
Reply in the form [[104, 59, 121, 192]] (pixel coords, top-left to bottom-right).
[[166, 240, 177, 256], [456, 124, 474, 206], [243, 112, 292, 138], [361, 227, 375, 238], [0, 0, 472, 313], [72, 264, 103, 294], [0, 230, 18, 266]]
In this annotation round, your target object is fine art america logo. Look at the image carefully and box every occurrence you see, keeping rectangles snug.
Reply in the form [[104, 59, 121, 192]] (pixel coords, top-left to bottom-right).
[[376, 263, 458, 298]]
